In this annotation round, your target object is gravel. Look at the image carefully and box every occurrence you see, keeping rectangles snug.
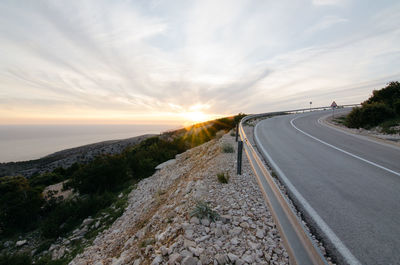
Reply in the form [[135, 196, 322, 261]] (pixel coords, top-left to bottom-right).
[[69, 133, 289, 265]]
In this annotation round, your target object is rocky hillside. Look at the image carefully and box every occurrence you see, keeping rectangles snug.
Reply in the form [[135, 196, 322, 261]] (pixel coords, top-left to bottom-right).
[[69, 133, 289, 265]]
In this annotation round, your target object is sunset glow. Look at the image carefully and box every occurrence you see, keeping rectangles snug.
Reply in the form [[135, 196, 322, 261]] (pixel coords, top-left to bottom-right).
[[182, 111, 209, 124], [1, 0, 400, 125]]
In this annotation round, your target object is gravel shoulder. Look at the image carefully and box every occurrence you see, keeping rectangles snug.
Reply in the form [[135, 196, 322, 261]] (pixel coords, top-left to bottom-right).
[[323, 113, 400, 148], [242, 116, 335, 265], [69, 133, 289, 265]]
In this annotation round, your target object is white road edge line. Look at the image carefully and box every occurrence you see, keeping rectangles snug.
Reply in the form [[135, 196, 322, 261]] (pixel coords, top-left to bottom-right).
[[255, 122, 362, 265], [291, 116, 400, 177]]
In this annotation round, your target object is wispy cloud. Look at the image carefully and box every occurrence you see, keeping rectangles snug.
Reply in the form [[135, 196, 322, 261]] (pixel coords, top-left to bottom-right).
[[312, 0, 347, 6], [0, 0, 399, 124], [305, 15, 348, 34]]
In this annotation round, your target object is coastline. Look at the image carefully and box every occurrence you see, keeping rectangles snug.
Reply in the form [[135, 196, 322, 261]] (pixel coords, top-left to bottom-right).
[[0, 124, 180, 163], [0, 134, 155, 178]]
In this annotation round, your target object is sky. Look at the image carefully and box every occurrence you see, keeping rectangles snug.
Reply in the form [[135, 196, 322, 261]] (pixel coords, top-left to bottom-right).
[[0, 0, 399, 125]]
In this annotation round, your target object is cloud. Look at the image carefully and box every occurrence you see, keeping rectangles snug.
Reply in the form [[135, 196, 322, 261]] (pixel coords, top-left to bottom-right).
[[312, 0, 347, 6], [0, 0, 400, 124], [305, 15, 348, 34]]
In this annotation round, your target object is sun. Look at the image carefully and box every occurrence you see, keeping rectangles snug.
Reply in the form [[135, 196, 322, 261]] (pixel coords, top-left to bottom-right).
[[183, 111, 208, 123]]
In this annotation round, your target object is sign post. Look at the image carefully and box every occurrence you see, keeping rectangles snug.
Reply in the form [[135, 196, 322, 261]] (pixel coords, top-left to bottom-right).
[[331, 101, 337, 118], [309, 101, 312, 112], [235, 124, 239, 142], [237, 140, 243, 175]]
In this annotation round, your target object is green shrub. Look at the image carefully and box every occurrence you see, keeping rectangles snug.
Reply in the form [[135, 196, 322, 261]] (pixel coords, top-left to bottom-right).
[[346, 103, 394, 128], [221, 143, 234, 153], [29, 172, 65, 189], [345, 82, 400, 129], [365, 81, 400, 108], [379, 117, 400, 134], [36, 256, 67, 265], [190, 201, 219, 221], [394, 99, 400, 115], [34, 240, 53, 255], [0, 253, 31, 265], [0, 176, 43, 233], [41, 192, 114, 238], [217, 172, 229, 183], [68, 154, 129, 194], [139, 238, 155, 248]]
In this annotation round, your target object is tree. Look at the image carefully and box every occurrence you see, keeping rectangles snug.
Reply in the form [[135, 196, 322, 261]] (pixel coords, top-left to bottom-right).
[[68, 154, 129, 194], [0, 176, 43, 233]]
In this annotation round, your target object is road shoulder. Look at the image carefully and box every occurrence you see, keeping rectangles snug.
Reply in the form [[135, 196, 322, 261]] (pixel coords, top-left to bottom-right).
[[320, 113, 400, 150]]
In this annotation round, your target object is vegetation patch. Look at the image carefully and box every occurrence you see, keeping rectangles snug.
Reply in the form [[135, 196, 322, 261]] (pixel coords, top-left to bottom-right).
[[332, 116, 346, 125], [139, 238, 155, 248], [217, 172, 230, 184], [0, 253, 32, 265], [221, 143, 234, 153], [345, 81, 400, 131], [190, 201, 219, 221]]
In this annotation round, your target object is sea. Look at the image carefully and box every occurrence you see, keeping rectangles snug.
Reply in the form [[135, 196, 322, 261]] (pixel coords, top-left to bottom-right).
[[0, 124, 179, 163]]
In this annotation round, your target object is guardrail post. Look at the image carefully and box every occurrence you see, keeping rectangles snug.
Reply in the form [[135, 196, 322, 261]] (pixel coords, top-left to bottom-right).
[[235, 124, 239, 142], [237, 140, 243, 175]]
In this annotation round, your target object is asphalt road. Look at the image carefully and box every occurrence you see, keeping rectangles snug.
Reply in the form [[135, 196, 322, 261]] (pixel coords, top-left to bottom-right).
[[255, 110, 400, 265]]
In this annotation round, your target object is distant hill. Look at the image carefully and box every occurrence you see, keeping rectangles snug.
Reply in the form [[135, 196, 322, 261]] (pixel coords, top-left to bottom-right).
[[0, 134, 154, 178], [0, 114, 245, 178]]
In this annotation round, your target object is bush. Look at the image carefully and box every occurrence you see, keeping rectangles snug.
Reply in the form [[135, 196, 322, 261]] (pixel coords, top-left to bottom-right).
[[0, 253, 31, 265], [41, 192, 114, 238], [126, 137, 180, 180], [365, 81, 400, 108], [221, 143, 234, 153], [345, 82, 399, 129], [215, 130, 225, 139], [345, 103, 394, 128], [29, 172, 65, 189], [36, 256, 67, 265], [217, 172, 230, 183], [0, 176, 43, 233], [394, 99, 400, 115], [190, 201, 219, 221], [68, 154, 129, 194], [379, 117, 400, 134]]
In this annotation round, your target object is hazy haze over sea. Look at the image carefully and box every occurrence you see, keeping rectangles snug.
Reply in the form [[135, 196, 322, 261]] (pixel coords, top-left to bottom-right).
[[0, 124, 178, 163]]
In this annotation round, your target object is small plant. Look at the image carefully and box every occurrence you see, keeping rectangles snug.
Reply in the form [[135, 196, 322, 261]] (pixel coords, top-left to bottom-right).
[[190, 201, 219, 222], [215, 130, 225, 139], [333, 116, 346, 125], [139, 238, 155, 248], [217, 172, 229, 184], [156, 189, 166, 196], [230, 130, 236, 137], [221, 143, 234, 153]]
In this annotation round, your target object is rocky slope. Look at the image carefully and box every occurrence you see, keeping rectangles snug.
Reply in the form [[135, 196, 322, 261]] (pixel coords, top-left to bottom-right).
[[70, 133, 289, 265]]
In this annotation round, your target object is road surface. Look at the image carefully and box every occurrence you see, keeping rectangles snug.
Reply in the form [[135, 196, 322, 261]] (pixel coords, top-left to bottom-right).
[[255, 110, 400, 265]]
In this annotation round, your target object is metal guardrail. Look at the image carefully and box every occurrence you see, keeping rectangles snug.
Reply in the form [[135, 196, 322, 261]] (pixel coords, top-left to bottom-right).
[[237, 104, 360, 265]]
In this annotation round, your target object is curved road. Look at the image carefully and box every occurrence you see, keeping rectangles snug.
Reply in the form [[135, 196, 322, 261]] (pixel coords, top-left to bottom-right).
[[255, 110, 400, 265]]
